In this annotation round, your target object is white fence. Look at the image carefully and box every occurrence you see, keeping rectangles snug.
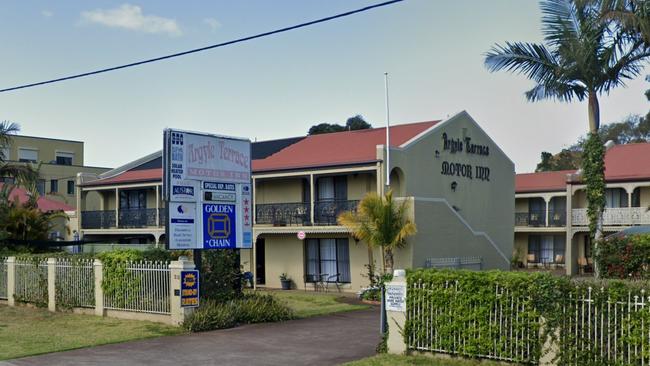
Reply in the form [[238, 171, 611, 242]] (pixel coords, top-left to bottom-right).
[[1, 257, 192, 325], [14, 258, 48, 305], [425, 256, 483, 271], [104, 261, 171, 314], [55, 259, 95, 308], [0, 258, 7, 300], [401, 280, 650, 365]]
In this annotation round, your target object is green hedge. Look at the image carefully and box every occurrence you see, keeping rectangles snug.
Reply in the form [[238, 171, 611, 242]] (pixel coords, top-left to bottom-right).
[[183, 293, 294, 332], [595, 234, 650, 279], [406, 268, 650, 365]]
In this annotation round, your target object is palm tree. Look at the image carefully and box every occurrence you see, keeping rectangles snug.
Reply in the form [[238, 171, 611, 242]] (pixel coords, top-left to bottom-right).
[[0, 121, 38, 184], [484, 0, 650, 269], [337, 190, 417, 275], [602, 0, 650, 43]]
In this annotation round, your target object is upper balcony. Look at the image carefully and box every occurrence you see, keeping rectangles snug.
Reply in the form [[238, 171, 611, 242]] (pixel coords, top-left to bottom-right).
[[81, 208, 166, 229], [255, 200, 359, 226], [514, 210, 566, 227], [572, 207, 650, 227]]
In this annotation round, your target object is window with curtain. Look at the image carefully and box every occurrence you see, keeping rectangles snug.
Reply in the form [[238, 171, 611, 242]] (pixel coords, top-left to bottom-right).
[[540, 236, 554, 263], [529, 235, 565, 264], [605, 188, 628, 208], [317, 177, 335, 201], [119, 189, 147, 209], [304, 238, 351, 283]]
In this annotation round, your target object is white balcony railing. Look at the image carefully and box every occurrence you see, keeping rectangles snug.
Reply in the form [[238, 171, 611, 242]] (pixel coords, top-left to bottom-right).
[[572, 207, 650, 226]]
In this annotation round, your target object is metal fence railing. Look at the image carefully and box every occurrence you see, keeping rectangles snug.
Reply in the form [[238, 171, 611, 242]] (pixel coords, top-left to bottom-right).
[[55, 259, 95, 308], [562, 287, 650, 365], [103, 261, 171, 315], [425, 256, 482, 271], [0, 257, 7, 300], [14, 258, 48, 305], [407, 280, 538, 363]]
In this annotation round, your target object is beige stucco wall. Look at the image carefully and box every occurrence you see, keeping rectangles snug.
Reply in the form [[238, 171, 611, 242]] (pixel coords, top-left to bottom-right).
[[347, 172, 376, 200], [573, 190, 587, 208], [383, 111, 514, 270], [8, 136, 84, 165], [258, 234, 381, 292], [255, 178, 304, 204], [515, 198, 529, 212], [640, 187, 650, 207], [513, 233, 528, 264]]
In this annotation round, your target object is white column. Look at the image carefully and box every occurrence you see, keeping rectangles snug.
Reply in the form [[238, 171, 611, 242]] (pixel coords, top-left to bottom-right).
[[94, 259, 104, 316], [114, 188, 119, 228], [169, 258, 196, 326], [252, 177, 257, 224], [7, 257, 15, 307], [310, 174, 315, 225], [386, 269, 407, 354], [47, 258, 56, 312], [155, 185, 160, 226], [628, 188, 633, 208], [565, 184, 575, 276]]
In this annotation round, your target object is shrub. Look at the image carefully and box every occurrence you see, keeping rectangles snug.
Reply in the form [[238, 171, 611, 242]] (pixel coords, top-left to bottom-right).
[[183, 293, 294, 332], [200, 249, 242, 301], [595, 234, 650, 279]]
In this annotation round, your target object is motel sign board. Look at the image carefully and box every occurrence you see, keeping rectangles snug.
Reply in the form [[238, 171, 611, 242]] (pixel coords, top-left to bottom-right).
[[163, 129, 252, 250]]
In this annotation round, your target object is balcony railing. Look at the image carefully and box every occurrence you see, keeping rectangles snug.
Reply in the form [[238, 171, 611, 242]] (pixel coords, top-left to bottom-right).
[[514, 210, 546, 227], [81, 210, 116, 229], [255, 203, 310, 226], [81, 208, 165, 229], [572, 207, 650, 226], [547, 210, 566, 227], [314, 200, 359, 225]]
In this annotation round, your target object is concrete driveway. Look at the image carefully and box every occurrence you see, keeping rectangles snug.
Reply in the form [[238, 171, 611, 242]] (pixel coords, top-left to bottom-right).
[[2, 307, 380, 366]]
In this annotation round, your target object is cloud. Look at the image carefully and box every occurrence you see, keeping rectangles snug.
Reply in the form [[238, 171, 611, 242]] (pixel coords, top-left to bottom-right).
[[41, 10, 54, 17], [203, 18, 221, 31], [81, 4, 182, 36]]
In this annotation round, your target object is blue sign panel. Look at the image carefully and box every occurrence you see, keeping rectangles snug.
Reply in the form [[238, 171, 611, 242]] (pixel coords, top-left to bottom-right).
[[172, 185, 195, 197], [202, 203, 236, 249], [180, 270, 199, 308]]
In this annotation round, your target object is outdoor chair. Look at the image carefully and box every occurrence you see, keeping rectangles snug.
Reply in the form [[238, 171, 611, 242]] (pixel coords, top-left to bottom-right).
[[526, 254, 536, 268], [325, 273, 342, 293], [304, 274, 325, 292], [578, 257, 591, 274]]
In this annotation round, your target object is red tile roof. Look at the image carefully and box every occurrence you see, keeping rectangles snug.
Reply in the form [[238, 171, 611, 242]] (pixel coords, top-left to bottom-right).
[[0, 184, 75, 212], [516, 143, 650, 193], [84, 168, 162, 187], [515, 170, 573, 193], [252, 121, 439, 172], [603, 143, 650, 182]]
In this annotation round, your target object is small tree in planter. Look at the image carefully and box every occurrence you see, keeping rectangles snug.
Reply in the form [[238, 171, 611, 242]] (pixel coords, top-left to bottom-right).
[[279, 273, 292, 290]]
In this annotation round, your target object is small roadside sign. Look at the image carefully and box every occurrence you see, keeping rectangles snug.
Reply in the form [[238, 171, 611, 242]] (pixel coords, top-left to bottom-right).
[[297, 231, 306, 240], [180, 270, 200, 308]]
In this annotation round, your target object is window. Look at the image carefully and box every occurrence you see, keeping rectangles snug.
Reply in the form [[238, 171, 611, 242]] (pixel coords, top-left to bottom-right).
[[1, 147, 9, 161], [605, 188, 628, 208], [305, 238, 351, 283], [50, 180, 58, 193], [528, 235, 565, 264], [36, 179, 45, 195], [632, 188, 641, 208], [18, 148, 38, 163], [55, 152, 74, 165], [67, 180, 75, 195], [317, 176, 347, 201], [119, 189, 147, 209]]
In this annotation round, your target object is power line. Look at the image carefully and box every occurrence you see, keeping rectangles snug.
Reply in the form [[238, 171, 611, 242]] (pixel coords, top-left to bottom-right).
[[1, 0, 404, 93]]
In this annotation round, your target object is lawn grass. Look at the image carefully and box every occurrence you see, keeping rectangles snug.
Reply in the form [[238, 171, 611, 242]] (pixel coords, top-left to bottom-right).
[[0, 305, 184, 360], [343, 354, 513, 366], [266, 290, 369, 318]]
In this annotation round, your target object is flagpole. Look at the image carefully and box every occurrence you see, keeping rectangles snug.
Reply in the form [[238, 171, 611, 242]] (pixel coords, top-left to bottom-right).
[[384, 72, 391, 190]]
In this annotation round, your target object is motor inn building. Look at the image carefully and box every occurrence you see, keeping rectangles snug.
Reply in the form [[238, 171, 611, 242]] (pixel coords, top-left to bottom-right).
[[75, 111, 515, 292], [514, 142, 650, 276]]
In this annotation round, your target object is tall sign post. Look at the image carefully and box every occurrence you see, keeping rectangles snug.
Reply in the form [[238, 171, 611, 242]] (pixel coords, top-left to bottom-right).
[[163, 129, 252, 270]]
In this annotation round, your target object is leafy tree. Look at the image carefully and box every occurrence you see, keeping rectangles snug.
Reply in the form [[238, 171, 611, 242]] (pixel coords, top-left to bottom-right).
[[0, 121, 38, 183], [485, 0, 650, 264], [0, 184, 67, 241], [337, 190, 416, 274], [308, 115, 372, 135]]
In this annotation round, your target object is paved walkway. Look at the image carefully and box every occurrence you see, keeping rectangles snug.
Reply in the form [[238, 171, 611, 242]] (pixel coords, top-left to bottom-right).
[[3, 308, 380, 366]]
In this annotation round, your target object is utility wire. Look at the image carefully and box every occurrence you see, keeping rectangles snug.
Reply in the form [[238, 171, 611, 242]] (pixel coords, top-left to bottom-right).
[[1, 0, 403, 93]]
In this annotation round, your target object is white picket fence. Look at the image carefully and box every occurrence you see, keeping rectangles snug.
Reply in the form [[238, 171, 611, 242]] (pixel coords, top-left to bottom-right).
[[103, 261, 171, 314], [0, 257, 7, 300], [406, 280, 650, 365], [0, 257, 183, 323]]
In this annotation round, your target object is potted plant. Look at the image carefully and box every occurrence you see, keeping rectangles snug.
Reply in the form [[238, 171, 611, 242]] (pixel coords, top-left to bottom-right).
[[279, 273, 292, 290]]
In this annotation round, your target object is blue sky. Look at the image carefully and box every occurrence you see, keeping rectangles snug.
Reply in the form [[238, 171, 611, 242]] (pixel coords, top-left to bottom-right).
[[0, 0, 647, 172]]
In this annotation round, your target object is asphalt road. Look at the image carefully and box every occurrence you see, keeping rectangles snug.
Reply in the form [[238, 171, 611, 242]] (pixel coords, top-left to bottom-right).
[[2, 307, 380, 366]]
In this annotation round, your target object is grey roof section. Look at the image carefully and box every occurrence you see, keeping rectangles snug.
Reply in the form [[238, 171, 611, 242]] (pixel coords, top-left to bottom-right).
[[252, 136, 305, 160]]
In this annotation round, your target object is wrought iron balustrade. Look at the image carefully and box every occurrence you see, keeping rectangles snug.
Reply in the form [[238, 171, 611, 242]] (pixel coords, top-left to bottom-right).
[[255, 202, 311, 226], [81, 210, 116, 229], [314, 200, 359, 225], [514, 210, 546, 227], [118, 208, 158, 228], [572, 207, 650, 226], [158, 208, 166, 226], [547, 210, 566, 226]]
